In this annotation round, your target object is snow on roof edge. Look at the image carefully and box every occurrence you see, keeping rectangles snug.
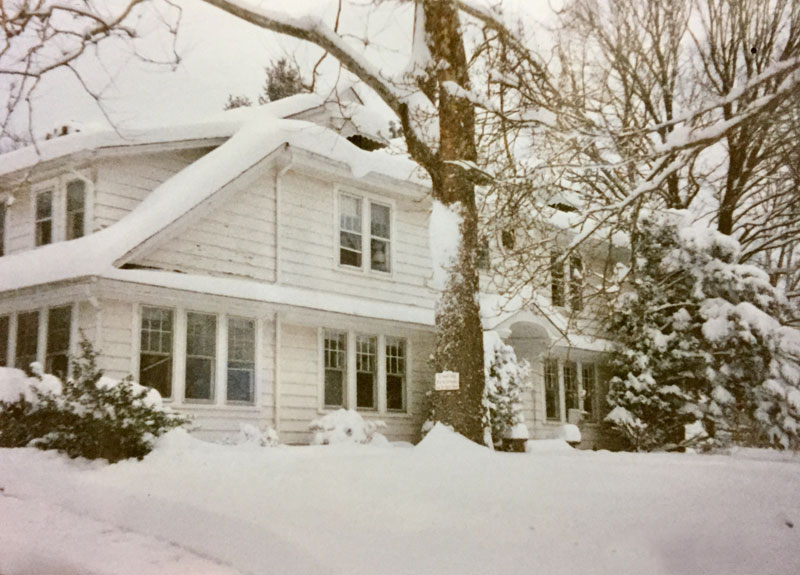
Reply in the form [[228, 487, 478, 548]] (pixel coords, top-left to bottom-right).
[[101, 269, 435, 327]]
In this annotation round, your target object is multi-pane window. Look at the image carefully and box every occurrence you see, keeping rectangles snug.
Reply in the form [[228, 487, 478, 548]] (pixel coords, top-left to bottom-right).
[[570, 255, 583, 312], [564, 360, 579, 414], [140, 307, 173, 398], [0, 202, 6, 257], [185, 312, 216, 401], [46, 306, 71, 377], [370, 203, 391, 272], [66, 180, 86, 240], [227, 317, 255, 403], [386, 337, 406, 411], [544, 358, 560, 421], [582, 363, 597, 420], [339, 195, 362, 267], [35, 191, 53, 247], [551, 250, 564, 307], [356, 335, 377, 409], [324, 331, 347, 407], [0, 315, 9, 367], [16, 311, 39, 375]]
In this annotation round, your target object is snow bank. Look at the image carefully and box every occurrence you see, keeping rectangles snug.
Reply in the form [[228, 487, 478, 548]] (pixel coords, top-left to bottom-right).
[[526, 439, 575, 453], [415, 422, 489, 456], [557, 424, 582, 444]]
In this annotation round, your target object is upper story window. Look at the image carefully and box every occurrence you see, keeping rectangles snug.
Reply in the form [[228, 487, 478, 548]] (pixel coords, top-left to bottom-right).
[[35, 191, 53, 246], [501, 229, 516, 250], [66, 179, 86, 240], [338, 193, 392, 274], [476, 237, 490, 271], [551, 250, 584, 311]]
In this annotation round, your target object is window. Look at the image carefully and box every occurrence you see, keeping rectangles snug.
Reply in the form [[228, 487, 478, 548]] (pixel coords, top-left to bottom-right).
[[570, 255, 583, 312], [386, 337, 406, 411], [551, 250, 564, 307], [0, 315, 9, 367], [582, 363, 597, 421], [564, 360, 579, 414], [16, 311, 39, 375], [140, 307, 173, 399], [501, 229, 516, 250], [338, 193, 392, 273], [370, 203, 391, 272], [185, 312, 216, 401], [35, 191, 53, 246], [339, 195, 362, 267], [66, 180, 86, 240], [227, 317, 255, 403], [544, 358, 560, 421], [0, 201, 5, 256], [324, 331, 347, 407], [46, 306, 71, 377], [356, 335, 377, 409]]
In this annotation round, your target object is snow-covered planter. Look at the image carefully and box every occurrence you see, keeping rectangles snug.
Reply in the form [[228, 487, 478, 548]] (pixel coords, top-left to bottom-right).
[[0, 340, 185, 462], [308, 409, 387, 446]]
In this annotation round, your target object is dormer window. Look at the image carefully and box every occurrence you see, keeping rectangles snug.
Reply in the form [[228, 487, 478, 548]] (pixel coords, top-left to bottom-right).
[[35, 191, 53, 246], [338, 192, 392, 274]]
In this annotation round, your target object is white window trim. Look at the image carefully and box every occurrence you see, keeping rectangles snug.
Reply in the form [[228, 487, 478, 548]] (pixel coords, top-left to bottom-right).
[[543, 356, 600, 425], [30, 173, 94, 248], [333, 187, 396, 278], [318, 327, 410, 415], [4, 304, 77, 377], [183, 310, 218, 404]]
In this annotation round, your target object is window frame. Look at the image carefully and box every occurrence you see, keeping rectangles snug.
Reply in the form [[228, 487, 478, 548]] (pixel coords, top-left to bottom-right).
[[318, 328, 409, 415], [65, 178, 88, 241], [34, 189, 54, 247], [323, 330, 348, 409], [184, 311, 217, 403], [550, 249, 584, 312], [385, 336, 407, 412], [139, 305, 175, 400], [0, 200, 6, 257], [543, 356, 602, 425], [30, 174, 93, 249], [226, 316, 256, 405], [335, 189, 395, 277]]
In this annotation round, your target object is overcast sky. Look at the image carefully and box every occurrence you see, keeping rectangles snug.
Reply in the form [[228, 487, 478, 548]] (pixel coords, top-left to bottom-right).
[[11, 0, 556, 139]]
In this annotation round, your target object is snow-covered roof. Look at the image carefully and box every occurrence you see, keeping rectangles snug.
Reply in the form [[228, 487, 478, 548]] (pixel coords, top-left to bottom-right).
[[0, 95, 428, 298], [481, 291, 612, 353]]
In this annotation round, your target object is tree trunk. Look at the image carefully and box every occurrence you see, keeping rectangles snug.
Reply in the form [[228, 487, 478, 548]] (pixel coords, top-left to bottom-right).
[[420, 0, 485, 443]]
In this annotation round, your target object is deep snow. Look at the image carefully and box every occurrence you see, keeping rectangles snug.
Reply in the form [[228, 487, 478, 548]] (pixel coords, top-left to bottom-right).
[[1, 427, 798, 575]]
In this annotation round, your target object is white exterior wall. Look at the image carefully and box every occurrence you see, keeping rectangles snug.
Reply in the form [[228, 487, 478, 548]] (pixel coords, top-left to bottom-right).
[[93, 149, 210, 231], [279, 170, 436, 309], [135, 173, 277, 281]]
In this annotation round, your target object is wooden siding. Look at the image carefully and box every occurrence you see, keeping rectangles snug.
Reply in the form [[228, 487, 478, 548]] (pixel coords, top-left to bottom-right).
[[93, 149, 210, 231], [134, 175, 277, 281], [278, 322, 433, 445], [278, 170, 436, 309]]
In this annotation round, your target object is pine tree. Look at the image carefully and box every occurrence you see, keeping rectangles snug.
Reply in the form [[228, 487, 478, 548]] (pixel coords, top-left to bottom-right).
[[258, 58, 305, 103]]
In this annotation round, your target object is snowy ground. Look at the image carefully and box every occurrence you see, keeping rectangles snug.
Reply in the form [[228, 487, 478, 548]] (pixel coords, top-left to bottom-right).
[[1, 427, 799, 575]]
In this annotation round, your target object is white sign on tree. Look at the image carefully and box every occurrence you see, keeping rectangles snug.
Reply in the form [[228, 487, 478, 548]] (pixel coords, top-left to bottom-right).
[[435, 371, 460, 391]]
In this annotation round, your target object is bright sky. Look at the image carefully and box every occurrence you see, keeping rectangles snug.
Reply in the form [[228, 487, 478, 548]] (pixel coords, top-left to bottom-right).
[[9, 0, 556, 139]]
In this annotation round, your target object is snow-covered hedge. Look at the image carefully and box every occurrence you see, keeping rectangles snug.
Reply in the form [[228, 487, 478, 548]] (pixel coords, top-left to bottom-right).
[[0, 340, 185, 462], [308, 409, 387, 445]]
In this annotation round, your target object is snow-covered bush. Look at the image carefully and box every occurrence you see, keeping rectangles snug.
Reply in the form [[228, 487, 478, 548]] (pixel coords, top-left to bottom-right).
[[308, 409, 387, 445], [606, 211, 800, 450], [0, 339, 185, 462], [483, 331, 530, 448], [235, 423, 280, 447]]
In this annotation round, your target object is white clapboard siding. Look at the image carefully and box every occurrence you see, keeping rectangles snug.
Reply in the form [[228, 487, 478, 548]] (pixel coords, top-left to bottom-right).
[[133, 174, 277, 282], [278, 322, 434, 445], [93, 149, 211, 230], [95, 300, 135, 380], [278, 170, 436, 309]]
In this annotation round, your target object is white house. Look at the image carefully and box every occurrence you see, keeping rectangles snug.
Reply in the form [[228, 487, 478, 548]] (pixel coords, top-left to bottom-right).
[[0, 93, 613, 447]]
